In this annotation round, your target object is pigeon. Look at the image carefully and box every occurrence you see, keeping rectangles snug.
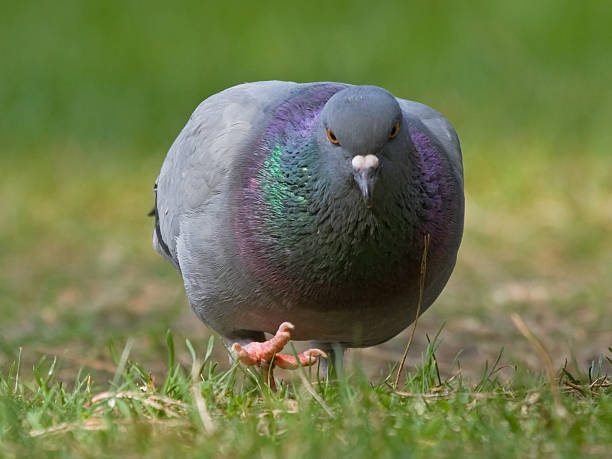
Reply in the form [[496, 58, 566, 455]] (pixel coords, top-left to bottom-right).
[[151, 81, 464, 384]]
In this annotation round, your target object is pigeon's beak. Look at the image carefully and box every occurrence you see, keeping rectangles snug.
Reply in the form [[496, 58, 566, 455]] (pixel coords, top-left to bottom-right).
[[352, 154, 379, 207]]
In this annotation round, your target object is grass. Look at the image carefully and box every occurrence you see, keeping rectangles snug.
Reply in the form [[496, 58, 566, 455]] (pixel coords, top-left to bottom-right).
[[1, 331, 610, 458], [1, 0, 612, 456]]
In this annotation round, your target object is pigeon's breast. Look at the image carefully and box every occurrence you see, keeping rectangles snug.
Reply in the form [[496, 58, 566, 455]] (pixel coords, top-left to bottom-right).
[[230, 180, 460, 343], [233, 137, 437, 310], [230, 193, 450, 343]]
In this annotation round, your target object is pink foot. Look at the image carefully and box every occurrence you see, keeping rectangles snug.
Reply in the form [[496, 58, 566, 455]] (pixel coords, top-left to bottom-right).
[[232, 322, 327, 371], [273, 349, 327, 369]]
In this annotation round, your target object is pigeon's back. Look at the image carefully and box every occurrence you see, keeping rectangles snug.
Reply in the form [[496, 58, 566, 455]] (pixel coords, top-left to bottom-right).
[[153, 81, 299, 266]]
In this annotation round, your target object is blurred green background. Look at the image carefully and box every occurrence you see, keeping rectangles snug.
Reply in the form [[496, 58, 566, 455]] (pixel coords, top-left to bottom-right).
[[1, 0, 610, 379]]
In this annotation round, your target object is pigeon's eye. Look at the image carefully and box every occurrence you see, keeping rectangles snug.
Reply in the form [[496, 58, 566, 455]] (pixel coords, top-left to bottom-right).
[[326, 128, 340, 145], [389, 123, 400, 140]]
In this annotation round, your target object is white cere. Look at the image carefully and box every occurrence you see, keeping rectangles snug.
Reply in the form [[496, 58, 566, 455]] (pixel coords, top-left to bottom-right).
[[352, 154, 379, 170]]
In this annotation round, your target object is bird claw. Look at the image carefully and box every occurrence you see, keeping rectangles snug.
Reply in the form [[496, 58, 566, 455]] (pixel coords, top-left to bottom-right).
[[232, 322, 327, 369], [273, 348, 328, 369]]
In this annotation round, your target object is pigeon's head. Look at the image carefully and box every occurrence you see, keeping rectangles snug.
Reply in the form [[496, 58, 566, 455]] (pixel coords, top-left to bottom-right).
[[317, 86, 409, 207]]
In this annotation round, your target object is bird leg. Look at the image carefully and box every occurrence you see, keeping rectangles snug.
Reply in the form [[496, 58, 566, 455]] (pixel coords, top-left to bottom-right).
[[232, 322, 327, 388], [311, 342, 345, 379]]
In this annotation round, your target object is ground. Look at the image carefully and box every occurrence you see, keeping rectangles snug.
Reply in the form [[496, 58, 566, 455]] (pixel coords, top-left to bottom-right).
[[1, 148, 609, 382], [0, 147, 610, 457]]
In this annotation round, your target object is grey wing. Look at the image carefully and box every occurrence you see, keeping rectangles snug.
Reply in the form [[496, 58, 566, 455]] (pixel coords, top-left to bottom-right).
[[152, 81, 299, 267], [396, 99, 463, 185]]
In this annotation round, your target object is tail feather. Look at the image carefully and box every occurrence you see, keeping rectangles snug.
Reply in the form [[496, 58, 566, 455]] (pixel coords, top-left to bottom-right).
[[150, 182, 172, 260]]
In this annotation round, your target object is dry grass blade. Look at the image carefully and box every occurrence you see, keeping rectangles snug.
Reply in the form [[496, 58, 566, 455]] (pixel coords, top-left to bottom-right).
[[393, 391, 508, 401], [88, 390, 188, 418], [563, 374, 611, 396], [29, 418, 193, 438], [111, 339, 133, 389], [30, 418, 108, 437], [564, 381, 585, 395], [394, 233, 430, 389], [191, 359, 216, 434], [297, 371, 334, 418], [393, 391, 448, 399], [89, 391, 188, 408], [510, 313, 564, 414], [589, 376, 611, 392]]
